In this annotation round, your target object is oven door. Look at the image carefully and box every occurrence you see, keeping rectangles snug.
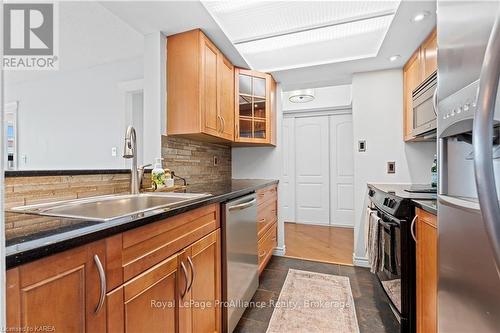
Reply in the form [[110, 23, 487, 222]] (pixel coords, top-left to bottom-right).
[[412, 73, 437, 137], [375, 212, 403, 318]]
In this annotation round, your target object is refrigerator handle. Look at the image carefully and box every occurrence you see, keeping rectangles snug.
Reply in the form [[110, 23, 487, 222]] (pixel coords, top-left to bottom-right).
[[473, 8, 500, 272]]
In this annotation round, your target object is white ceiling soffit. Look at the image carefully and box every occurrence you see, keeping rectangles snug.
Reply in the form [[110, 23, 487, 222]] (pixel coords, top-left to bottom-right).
[[202, 1, 401, 72]]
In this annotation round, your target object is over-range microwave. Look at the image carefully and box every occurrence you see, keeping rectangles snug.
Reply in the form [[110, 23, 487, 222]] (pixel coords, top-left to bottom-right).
[[412, 72, 437, 137]]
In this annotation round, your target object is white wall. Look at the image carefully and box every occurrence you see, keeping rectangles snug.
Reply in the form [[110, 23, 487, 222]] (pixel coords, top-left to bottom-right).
[[5, 57, 143, 170], [143, 32, 166, 165], [351, 69, 436, 265], [4, 2, 145, 170]]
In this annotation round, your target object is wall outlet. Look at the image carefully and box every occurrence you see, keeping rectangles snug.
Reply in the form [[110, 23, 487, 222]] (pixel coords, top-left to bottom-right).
[[213, 156, 219, 166], [358, 140, 366, 152], [387, 161, 396, 174], [111, 147, 117, 157]]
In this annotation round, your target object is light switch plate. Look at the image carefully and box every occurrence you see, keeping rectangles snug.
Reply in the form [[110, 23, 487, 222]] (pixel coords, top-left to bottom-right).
[[387, 161, 396, 174], [358, 140, 366, 152]]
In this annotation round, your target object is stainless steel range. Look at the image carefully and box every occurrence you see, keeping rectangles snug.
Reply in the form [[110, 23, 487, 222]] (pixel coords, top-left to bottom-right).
[[367, 183, 436, 333]]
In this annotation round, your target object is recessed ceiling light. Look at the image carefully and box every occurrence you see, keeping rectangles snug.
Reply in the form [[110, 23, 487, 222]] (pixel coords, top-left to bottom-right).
[[412, 11, 429, 22], [389, 55, 400, 62]]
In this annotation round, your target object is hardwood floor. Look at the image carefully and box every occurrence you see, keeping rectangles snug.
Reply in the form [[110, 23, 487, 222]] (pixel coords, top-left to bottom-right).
[[284, 222, 354, 265]]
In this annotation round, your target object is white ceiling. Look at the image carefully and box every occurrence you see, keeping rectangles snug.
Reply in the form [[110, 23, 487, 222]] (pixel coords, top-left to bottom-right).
[[100, 0, 249, 68], [101, 0, 436, 91], [5, 2, 144, 84]]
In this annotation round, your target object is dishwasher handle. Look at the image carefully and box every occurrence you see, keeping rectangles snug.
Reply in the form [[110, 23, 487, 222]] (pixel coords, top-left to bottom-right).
[[228, 198, 257, 211]]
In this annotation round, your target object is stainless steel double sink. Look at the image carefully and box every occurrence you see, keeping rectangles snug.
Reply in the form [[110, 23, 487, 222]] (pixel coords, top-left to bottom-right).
[[10, 192, 211, 222]]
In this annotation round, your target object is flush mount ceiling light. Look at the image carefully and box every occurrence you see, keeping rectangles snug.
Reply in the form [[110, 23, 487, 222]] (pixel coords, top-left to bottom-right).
[[389, 55, 401, 62], [289, 89, 315, 103], [202, 1, 401, 72], [412, 11, 429, 22]]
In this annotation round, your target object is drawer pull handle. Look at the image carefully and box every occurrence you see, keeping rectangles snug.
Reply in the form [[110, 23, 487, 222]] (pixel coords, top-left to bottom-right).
[[187, 256, 195, 293], [93, 254, 106, 314], [259, 250, 266, 258], [180, 261, 189, 298]]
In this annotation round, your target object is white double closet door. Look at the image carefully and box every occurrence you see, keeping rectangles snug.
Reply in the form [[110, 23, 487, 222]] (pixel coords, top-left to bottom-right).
[[282, 113, 354, 227]]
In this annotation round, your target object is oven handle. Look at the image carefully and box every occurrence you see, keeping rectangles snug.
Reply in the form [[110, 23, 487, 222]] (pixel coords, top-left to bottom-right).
[[379, 219, 398, 229]]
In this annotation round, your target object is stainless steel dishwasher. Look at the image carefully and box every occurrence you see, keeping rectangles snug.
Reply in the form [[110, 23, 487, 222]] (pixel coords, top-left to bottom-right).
[[222, 193, 258, 333]]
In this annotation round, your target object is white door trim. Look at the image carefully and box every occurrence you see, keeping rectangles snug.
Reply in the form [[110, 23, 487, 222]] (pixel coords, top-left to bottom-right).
[[283, 105, 352, 118], [281, 107, 353, 226]]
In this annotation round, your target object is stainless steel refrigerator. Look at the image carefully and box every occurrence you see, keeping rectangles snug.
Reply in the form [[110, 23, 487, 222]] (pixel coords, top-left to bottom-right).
[[437, 1, 500, 332]]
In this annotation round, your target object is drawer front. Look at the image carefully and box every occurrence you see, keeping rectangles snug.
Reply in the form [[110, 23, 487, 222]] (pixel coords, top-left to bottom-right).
[[256, 185, 277, 207], [258, 222, 277, 274], [257, 199, 277, 239], [120, 204, 220, 282], [416, 208, 437, 228]]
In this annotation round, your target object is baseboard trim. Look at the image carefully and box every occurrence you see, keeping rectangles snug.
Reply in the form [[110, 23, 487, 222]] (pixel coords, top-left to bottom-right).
[[273, 245, 286, 256], [284, 221, 354, 228], [353, 255, 369, 268]]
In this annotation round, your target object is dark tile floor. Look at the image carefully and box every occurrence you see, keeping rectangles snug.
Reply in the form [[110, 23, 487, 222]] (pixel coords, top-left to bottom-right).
[[234, 256, 400, 333]]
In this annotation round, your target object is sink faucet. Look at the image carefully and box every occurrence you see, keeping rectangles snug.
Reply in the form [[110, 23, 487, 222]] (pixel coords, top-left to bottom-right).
[[123, 126, 151, 194]]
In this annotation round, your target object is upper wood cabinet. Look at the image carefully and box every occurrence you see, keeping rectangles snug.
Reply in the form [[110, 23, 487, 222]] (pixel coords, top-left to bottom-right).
[[7, 241, 107, 332], [167, 29, 234, 142], [415, 208, 437, 333], [421, 29, 437, 79], [234, 68, 277, 146], [403, 28, 437, 141]]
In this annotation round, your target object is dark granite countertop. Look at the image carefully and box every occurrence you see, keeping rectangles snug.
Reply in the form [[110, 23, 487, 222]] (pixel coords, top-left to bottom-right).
[[412, 199, 437, 215], [5, 179, 278, 268], [368, 183, 437, 200]]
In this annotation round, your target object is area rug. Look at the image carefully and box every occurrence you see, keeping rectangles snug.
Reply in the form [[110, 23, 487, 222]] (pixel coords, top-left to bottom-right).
[[266, 269, 360, 333]]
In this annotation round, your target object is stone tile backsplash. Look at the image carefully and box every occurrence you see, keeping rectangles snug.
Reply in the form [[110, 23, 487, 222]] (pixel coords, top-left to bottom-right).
[[4, 173, 131, 209], [161, 136, 231, 185]]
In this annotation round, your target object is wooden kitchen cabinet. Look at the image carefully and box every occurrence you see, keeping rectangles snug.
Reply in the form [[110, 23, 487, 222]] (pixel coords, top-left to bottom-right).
[[6, 204, 222, 333], [234, 68, 277, 146], [106, 253, 179, 333], [403, 51, 422, 141], [403, 28, 437, 141], [167, 29, 234, 142], [179, 230, 221, 333], [256, 184, 278, 273], [6, 241, 107, 332], [421, 29, 437, 79], [415, 208, 437, 333]]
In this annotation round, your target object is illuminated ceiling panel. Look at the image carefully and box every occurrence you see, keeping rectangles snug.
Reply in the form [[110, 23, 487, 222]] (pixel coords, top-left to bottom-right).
[[202, 1, 401, 72]]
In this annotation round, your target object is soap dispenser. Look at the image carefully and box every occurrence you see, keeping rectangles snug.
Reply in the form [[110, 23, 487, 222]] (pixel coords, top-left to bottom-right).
[[152, 158, 166, 189]]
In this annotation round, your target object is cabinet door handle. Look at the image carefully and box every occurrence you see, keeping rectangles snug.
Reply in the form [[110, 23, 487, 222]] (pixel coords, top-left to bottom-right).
[[187, 256, 195, 293], [259, 218, 266, 223], [93, 254, 106, 314], [221, 116, 225, 133], [216, 115, 221, 132], [180, 261, 189, 298], [258, 250, 266, 258], [411, 216, 418, 243]]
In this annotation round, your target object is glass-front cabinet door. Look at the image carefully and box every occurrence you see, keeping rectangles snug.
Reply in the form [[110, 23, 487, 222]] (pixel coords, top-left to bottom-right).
[[235, 68, 276, 145]]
